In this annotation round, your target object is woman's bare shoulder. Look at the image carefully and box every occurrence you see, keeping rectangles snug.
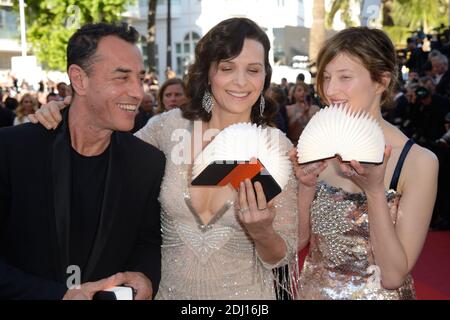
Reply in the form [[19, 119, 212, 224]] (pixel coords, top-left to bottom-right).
[[409, 144, 438, 167], [402, 143, 439, 186]]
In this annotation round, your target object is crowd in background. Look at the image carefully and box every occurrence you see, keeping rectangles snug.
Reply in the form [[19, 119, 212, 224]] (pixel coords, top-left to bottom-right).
[[1, 29, 449, 231]]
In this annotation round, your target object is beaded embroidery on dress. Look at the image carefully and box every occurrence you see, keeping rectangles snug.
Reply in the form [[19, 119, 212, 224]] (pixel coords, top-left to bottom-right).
[[135, 109, 299, 299], [297, 181, 416, 300]]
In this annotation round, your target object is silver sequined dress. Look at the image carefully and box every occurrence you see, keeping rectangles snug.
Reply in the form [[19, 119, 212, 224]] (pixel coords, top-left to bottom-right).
[[135, 109, 299, 299], [297, 181, 416, 300]]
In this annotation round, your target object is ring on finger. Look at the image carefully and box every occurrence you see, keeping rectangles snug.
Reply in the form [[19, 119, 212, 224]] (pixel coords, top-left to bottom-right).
[[239, 207, 250, 214]]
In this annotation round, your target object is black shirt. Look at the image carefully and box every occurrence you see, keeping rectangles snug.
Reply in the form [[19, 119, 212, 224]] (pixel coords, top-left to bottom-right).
[[0, 106, 14, 128], [69, 145, 110, 271]]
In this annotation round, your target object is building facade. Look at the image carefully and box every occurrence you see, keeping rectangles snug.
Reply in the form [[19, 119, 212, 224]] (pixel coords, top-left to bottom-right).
[[124, 0, 308, 81], [0, 0, 20, 71]]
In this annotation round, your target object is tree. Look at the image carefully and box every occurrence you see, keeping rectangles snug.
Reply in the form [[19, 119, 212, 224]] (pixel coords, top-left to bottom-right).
[[309, 0, 326, 64], [326, 0, 356, 28], [14, 0, 133, 71], [327, 0, 388, 28], [384, 0, 448, 46], [325, 0, 448, 46], [392, 0, 447, 34], [146, 0, 157, 73]]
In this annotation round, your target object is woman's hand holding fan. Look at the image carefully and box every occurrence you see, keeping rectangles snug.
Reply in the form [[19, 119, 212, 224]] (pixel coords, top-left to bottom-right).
[[192, 123, 292, 202], [237, 177, 276, 241], [338, 145, 392, 196], [289, 148, 327, 188]]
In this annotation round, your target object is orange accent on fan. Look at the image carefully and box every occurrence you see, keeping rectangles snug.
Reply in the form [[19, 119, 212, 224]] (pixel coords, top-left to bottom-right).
[[218, 160, 264, 189]]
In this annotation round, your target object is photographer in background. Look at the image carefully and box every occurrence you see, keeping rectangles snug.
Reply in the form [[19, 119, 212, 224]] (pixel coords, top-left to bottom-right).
[[411, 86, 450, 149], [411, 86, 450, 231], [431, 112, 450, 230], [436, 112, 450, 147]]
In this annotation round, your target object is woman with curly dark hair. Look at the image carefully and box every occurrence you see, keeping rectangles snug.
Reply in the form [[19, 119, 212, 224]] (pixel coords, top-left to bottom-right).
[[136, 17, 298, 300]]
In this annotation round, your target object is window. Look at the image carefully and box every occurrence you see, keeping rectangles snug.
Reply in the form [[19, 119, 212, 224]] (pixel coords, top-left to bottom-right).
[[0, 10, 4, 29], [0, 6, 19, 38], [175, 31, 200, 76]]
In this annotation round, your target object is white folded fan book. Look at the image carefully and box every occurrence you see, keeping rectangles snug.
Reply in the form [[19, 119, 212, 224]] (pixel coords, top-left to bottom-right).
[[192, 123, 292, 201], [296, 104, 385, 164]]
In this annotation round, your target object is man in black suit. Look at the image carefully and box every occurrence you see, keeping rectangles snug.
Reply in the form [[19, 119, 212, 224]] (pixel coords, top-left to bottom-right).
[[0, 23, 165, 299], [0, 103, 14, 128]]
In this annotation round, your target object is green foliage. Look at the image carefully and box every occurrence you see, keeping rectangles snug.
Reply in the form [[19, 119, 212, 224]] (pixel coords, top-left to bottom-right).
[[391, 0, 448, 34], [14, 0, 133, 71], [383, 0, 448, 46], [326, 0, 357, 28], [325, 0, 448, 46], [383, 25, 412, 47]]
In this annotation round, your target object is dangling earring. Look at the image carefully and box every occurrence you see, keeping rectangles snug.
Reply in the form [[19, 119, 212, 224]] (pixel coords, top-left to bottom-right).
[[202, 90, 213, 113], [259, 93, 265, 116]]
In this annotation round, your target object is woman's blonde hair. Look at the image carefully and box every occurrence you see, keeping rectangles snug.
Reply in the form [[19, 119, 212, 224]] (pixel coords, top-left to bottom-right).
[[15, 93, 38, 122], [316, 27, 398, 107]]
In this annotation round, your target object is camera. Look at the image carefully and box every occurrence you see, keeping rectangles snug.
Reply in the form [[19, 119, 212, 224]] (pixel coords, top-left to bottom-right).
[[415, 86, 430, 101]]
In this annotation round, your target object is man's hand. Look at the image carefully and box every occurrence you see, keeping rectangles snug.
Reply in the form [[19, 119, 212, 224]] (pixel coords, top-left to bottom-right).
[[63, 273, 125, 300], [28, 96, 71, 129], [120, 272, 153, 300]]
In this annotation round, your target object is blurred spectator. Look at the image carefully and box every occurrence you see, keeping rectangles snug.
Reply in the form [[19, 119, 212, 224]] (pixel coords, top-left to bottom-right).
[[406, 38, 429, 75], [148, 84, 159, 108], [56, 82, 69, 100], [431, 111, 450, 230], [383, 81, 410, 132], [13, 94, 39, 125], [131, 93, 155, 133], [287, 82, 296, 105], [4, 96, 18, 112], [266, 85, 288, 133], [280, 77, 289, 97], [431, 53, 450, 98], [411, 86, 450, 148], [156, 78, 187, 113], [38, 80, 45, 93], [418, 76, 436, 95], [46, 92, 59, 103], [402, 37, 417, 62], [165, 66, 176, 79], [436, 112, 450, 146], [286, 82, 320, 145], [0, 93, 14, 128], [296, 72, 305, 84]]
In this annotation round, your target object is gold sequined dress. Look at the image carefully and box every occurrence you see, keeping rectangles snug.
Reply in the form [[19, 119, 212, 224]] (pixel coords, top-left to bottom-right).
[[298, 181, 416, 300], [135, 109, 299, 299]]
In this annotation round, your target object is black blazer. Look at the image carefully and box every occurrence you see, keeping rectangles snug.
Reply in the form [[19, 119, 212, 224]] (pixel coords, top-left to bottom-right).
[[0, 111, 165, 299]]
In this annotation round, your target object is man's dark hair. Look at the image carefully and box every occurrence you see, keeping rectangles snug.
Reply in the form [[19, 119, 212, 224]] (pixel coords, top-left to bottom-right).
[[4, 97, 18, 111], [67, 22, 140, 74], [296, 73, 305, 82]]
